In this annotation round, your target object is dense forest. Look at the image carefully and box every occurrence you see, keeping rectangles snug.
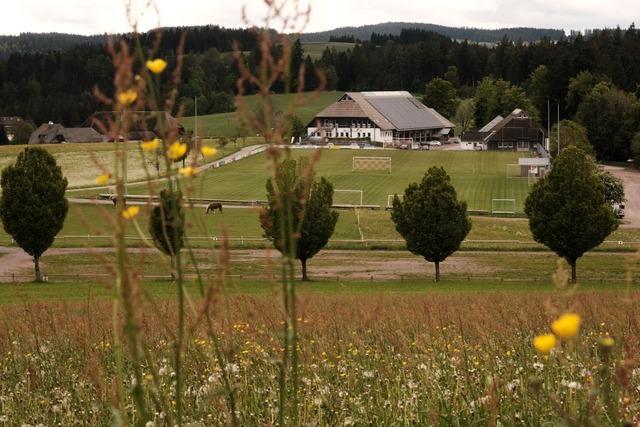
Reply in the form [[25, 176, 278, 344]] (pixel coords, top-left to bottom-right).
[[300, 22, 565, 43], [1, 24, 640, 159]]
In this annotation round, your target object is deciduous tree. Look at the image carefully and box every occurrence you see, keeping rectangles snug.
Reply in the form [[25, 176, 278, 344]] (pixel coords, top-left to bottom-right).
[[149, 189, 185, 280], [424, 78, 459, 118], [260, 156, 338, 280], [0, 147, 68, 281], [549, 120, 595, 158], [525, 147, 618, 283], [391, 166, 471, 281]]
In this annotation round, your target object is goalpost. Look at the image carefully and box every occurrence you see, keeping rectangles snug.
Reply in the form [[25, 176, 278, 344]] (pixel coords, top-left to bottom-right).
[[352, 156, 392, 173], [334, 189, 364, 206], [386, 194, 402, 209], [491, 199, 517, 214]]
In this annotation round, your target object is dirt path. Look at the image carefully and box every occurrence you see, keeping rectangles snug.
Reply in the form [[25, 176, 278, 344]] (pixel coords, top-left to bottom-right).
[[0, 247, 161, 282], [605, 165, 640, 228]]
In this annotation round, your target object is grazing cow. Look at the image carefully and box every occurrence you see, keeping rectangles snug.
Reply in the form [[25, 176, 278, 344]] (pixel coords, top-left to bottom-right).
[[206, 202, 223, 214]]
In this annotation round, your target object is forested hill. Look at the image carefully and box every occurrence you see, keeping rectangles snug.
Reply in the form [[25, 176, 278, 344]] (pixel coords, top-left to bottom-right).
[[0, 26, 258, 58], [300, 22, 565, 43], [0, 33, 107, 57]]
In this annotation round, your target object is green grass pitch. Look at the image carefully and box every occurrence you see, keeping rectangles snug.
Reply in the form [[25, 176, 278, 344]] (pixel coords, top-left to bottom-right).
[[128, 149, 532, 212]]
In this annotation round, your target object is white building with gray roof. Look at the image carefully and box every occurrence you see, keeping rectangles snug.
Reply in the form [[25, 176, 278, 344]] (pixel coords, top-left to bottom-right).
[[307, 91, 454, 144]]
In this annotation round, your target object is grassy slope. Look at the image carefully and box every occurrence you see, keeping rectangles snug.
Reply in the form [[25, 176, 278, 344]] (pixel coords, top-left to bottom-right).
[[302, 42, 355, 59], [180, 91, 340, 137], [0, 139, 247, 190]]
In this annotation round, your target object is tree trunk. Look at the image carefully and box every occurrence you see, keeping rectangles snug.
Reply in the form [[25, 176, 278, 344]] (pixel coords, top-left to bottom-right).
[[435, 261, 440, 282], [170, 255, 176, 281], [34, 255, 42, 282], [571, 259, 577, 284], [301, 258, 308, 281]]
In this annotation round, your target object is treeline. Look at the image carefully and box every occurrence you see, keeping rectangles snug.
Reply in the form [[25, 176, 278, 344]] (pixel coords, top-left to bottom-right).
[[0, 26, 259, 57], [2, 24, 640, 160], [301, 22, 564, 43], [0, 26, 260, 125]]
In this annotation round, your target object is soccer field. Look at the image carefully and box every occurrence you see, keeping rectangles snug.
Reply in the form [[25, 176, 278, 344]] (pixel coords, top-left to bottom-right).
[[130, 149, 532, 212]]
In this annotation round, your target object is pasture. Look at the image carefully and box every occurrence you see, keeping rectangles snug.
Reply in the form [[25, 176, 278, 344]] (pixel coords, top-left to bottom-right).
[[180, 91, 340, 137], [302, 41, 356, 59], [0, 139, 249, 189]]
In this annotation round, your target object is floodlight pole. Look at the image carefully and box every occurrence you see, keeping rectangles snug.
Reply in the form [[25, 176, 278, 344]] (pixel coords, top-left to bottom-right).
[[557, 103, 560, 157], [194, 96, 198, 145]]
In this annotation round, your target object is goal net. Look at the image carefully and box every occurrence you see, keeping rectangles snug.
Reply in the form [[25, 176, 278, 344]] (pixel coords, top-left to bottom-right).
[[333, 189, 364, 206], [386, 194, 402, 209], [352, 156, 392, 173], [491, 199, 517, 214], [506, 164, 521, 178]]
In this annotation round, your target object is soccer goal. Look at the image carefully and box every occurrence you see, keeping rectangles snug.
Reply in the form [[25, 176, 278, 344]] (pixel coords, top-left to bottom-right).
[[506, 164, 522, 178], [352, 156, 392, 173], [491, 199, 517, 214], [334, 189, 364, 206], [386, 194, 402, 209]]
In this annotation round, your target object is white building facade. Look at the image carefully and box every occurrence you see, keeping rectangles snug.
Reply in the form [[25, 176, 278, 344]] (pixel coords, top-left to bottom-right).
[[307, 91, 453, 145]]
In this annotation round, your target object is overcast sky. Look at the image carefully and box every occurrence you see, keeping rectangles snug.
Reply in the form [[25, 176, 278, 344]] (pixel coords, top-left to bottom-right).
[[2, 0, 638, 36]]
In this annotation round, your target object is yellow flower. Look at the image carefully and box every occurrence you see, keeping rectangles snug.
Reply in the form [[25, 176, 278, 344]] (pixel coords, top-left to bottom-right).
[[179, 166, 197, 177], [116, 89, 138, 106], [201, 146, 217, 157], [141, 138, 161, 152], [146, 58, 167, 74], [167, 141, 187, 160], [551, 313, 581, 339], [533, 333, 557, 354], [122, 206, 140, 220], [599, 336, 614, 348], [144, 374, 154, 382], [95, 173, 110, 185]]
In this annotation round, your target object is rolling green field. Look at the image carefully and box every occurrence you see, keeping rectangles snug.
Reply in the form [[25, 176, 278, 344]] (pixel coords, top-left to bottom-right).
[[124, 149, 532, 212], [302, 42, 356, 59], [1, 202, 639, 251], [180, 91, 340, 137], [0, 139, 249, 190]]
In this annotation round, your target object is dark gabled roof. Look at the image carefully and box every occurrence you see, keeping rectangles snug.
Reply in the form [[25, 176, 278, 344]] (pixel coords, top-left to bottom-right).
[[478, 115, 504, 133], [28, 123, 104, 144], [61, 127, 104, 143], [462, 109, 543, 143], [311, 91, 454, 131]]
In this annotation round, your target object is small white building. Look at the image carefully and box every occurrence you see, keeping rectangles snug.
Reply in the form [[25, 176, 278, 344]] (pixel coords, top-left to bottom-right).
[[307, 91, 454, 145], [518, 157, 550, 177]]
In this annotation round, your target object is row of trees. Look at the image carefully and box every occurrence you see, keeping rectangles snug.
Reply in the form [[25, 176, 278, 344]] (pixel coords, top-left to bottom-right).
[[0, 146, 622, 284]]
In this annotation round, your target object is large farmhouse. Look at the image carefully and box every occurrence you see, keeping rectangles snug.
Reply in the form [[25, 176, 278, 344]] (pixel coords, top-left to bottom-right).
[[307, 91, 454, 145], [28, 123, 105, 144], [462, 109, 545, 151]]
